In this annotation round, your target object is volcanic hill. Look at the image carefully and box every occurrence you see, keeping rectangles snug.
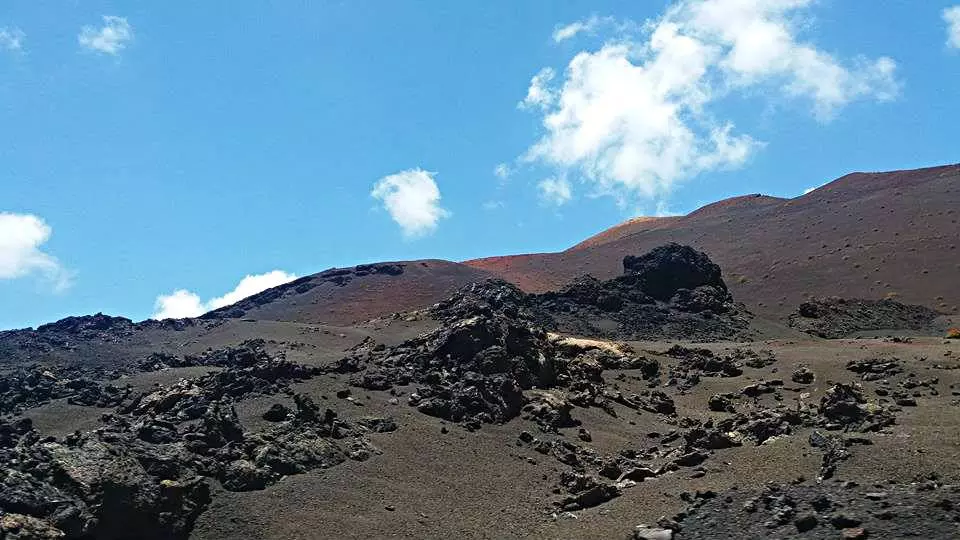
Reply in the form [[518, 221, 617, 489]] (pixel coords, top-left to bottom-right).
[[168, 164, 959, 329], [467, 164, 960, 321]]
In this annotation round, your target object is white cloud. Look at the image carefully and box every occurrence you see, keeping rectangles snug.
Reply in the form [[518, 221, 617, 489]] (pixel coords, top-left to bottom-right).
[[493, 162, 512, 181], [78, 16, 133, 55], [0, 213, 71, 291], [206, 271, 296, 310], [152, 290, 205, 320], [538, 176, 573, 206], [946, 6, 960, 49], [553, 16, 607, 42], [519, 67, 556, 110], [152, 270, 297, 320], [521, 0, 899, 204], [371, 168, 450, 238], [0, 27, 25, 51], [553, 16, 640, 43]]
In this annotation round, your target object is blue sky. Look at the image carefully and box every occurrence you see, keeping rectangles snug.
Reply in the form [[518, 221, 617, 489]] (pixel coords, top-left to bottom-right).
[[1, 0, 959, 329]]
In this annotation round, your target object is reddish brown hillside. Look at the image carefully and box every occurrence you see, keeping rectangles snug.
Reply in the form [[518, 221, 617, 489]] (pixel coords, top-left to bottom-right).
[[203, 259, 493, 325], [464, 164, 960, 319], [568, 216, 680, 251]]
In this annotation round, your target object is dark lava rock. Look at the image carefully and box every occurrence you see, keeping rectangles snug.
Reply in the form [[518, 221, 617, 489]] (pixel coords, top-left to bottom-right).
[[708, 393, 737, 412], [674, 451, 710, 467], [818, 383, 895, 432], [846, 357, 903, 381], [789, 297, 945, 338], [534, 245, 752, 342], [684, 406, 808, 450], [622, 244, 727, 302], [794, 513, 818, 533], [0, 315, 209, 376], [808, 430, 850, 481], [430, 279, 534, 324], [637, 390, 676, 415], [0, 345, 383, 538], [671, 481, 960, 539], [344, 279, 636, 428], [737, 348, 777, 369], [0, 418, 211, 540], [262, 403, 291, 422], [666, 345, 743, 377], [791, 367, 816, 384], [894, 395, 918, 407], [357, 416, 398, 433], [557, 471, 620, 511], [35, 313, 137, 337], [741, 380, 782, 399], [664, 346, 744, 391], [0, 367, 133, 415], [124, 355, 321, 422]]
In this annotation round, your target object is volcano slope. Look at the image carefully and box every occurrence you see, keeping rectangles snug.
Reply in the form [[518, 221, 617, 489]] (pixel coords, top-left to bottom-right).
[[3, 245, 960, 539], [466, 164, 960, 322]]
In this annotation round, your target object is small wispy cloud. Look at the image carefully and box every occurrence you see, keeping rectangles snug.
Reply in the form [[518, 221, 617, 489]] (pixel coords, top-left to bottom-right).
[[493, 163, 512, 182], [79, 16, 133, 56], [552, 15, 612, 42], [0, 27, 25, 52], [538, 176, 572, 206], [518, 67, 556, 110], [945, 6, 960, 49], [371, 168, 450, 238], [0, 212, 72, 292], [153, 270, 297, 320]]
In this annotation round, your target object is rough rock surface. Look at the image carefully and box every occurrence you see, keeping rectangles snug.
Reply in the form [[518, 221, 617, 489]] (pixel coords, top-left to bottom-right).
[[346, 282, 611, 428], [671, 480, 960, 539], [0, 343, 392, 538], [789, 297, 945, 338], [622, 243, 727, 302], [537, 245, 752, 341], [1, 368, 131, 415]]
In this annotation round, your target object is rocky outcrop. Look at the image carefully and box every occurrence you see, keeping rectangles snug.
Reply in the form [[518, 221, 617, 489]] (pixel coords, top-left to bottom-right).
[[818, 383, 895, 432], [788, 297, 945, 338], [0, 344, 393, 538], [0, 368, 131, 416], [349, 294, 586, 428], [374, 245, 751, 344], [536, 245, 750, 341], [0, 417, 210, 540], [622, 243, 728, 303]]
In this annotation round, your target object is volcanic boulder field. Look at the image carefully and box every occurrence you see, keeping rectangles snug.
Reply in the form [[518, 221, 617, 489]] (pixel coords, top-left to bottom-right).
[[2, 166, 960, 539]]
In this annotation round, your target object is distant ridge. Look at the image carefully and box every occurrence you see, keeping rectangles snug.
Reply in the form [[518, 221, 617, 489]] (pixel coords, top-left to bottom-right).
[[158, 163, 959, 326], [463, 164, 960, 319]]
